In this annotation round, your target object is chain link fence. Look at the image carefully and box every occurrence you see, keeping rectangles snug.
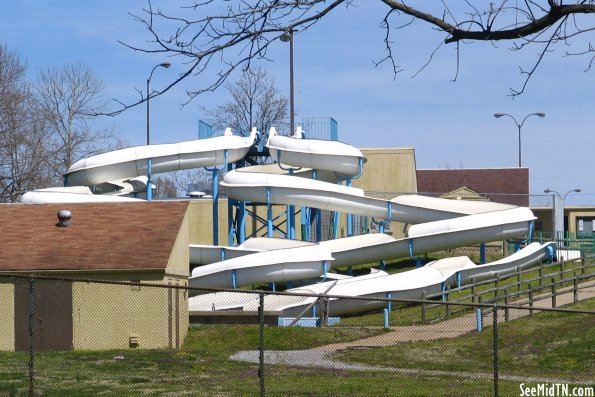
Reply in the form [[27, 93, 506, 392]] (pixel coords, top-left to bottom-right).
[[0, 273, 593, 397]]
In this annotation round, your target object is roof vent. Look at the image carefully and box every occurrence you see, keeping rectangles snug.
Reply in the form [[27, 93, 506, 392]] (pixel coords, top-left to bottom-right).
[[57, 210, 72, 227]]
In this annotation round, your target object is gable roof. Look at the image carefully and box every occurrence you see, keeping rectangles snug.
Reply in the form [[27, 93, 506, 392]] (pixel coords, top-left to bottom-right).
[[440, 187, 489, 201], [0, 201, 189, 273]]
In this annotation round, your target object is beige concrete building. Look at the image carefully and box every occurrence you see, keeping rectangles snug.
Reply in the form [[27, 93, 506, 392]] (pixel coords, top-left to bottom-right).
[[0, 202, 190, 351]]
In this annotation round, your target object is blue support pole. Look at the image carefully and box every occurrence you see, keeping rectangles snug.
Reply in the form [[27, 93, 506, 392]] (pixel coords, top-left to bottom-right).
[[220, 248, 225, 262], [146, 159, 153, 201], [266, 187, 273, 237], [383, 308, 389, 330], [238, 200, 246, 243], [312, 170, 322, 242], [408, 239, 415, 260], [476, 308, 483, 332], [315, 209, 322, 242], [300, 206, 308, 241], [380, 260, 386, 271], [441, 282, 446, 302], [287, 205, 295, 239], [205, 149, 228, 246], [287, 169, 295, 239], [386, 292, 392, 312], [231, 270, 237, 289], [346, 179, 353, 237], [321, 260, 329, 282], [212, 169, 219, 245], [227, 198, 234, 246], [480, 243, 486, 264], [332, 211, 339, 239], [456, 272, 462, 288]]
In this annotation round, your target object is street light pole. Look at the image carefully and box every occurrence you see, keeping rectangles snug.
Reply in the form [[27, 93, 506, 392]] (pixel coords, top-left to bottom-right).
[[281, 30, 295, 135], [493, 112, 545, 167], [145, 62, 171, 200], [544, 188, 581, 243]]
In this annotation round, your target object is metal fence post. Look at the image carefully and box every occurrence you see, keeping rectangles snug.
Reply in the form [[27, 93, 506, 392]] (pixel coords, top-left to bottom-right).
[[493, 305, 499, 397], [28, 276, 35, 397], [573, 276, 579, 303], [504, 291, 509, 322], [471, 278, 476, 303], [551, 277, 557, 308], [421, 292, 426, 323], [258, 293, 265, 397]]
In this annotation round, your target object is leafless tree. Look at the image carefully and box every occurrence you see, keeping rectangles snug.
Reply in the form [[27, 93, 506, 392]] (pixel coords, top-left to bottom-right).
[[154, 175, 179, 198], [204, 67, 288, 137], [36, 63, 116, 179], [115, 0, 595, 111], [0, 44, 53, 202]]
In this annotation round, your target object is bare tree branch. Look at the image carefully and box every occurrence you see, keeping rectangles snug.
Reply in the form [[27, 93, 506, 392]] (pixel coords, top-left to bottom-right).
[[111, 0, 595, 112]]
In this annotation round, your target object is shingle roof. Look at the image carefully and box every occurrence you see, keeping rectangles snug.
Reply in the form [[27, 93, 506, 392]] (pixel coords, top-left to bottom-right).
[[0, 201, 189, 272]]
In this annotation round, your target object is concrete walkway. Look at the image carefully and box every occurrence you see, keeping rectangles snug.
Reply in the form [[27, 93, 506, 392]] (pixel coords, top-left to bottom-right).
[[229, 283, 594, 383]]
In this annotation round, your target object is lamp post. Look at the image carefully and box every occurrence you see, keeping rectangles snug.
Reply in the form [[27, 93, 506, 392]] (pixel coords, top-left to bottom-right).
[[280, 30, 295, 135], [145, 62, 171, 200], [493, 112, 545, 167], [544, 188, 581, 244]]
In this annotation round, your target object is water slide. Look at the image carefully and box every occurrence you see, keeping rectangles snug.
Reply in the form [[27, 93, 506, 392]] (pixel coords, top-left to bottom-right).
[[189, 130, 535, 289], [189, 241, 555, 316], [19, 126, 542, 312]]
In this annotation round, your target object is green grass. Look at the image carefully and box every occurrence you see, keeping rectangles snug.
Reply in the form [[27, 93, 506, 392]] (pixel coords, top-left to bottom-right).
[[333, 299, 595, 383], [1, 259, 593, 396], [1, 299, 592, 396]]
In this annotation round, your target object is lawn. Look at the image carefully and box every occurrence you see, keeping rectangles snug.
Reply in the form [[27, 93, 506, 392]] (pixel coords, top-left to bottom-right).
[[0, 285, 592, 396]]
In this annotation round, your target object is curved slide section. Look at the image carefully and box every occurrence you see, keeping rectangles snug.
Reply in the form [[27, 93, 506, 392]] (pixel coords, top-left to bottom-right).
[[189, 242, 554, 316], [189, 207, 535, 289], [221, 170, 516, 225], [266, 127, 364, 177], [21, 186, 145, 204], [190, 244, 333, 289], [65, 128, 256, 187]]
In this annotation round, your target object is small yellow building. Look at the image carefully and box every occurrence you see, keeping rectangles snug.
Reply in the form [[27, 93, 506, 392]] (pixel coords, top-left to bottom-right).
[[0, 202, 190, 351]]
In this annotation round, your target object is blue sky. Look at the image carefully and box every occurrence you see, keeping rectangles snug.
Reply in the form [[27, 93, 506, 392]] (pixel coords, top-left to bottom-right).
[[1, 1, 593, 205]]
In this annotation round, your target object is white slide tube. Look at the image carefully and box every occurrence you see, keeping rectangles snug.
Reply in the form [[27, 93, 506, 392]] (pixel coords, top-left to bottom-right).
[[266, 127, 365, 177], [229, 242, 554, 316], [189, 244, 334, 289], [64, 130, 256, 187], [221, 170, 517, 225]]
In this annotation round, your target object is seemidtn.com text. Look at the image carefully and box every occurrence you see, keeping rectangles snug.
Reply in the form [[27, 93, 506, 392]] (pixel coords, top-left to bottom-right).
[[520, 383, 594, 397]]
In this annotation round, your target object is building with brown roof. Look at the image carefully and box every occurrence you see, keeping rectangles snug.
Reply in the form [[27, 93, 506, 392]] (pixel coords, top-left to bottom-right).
[[0, 202, 190, 351]]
